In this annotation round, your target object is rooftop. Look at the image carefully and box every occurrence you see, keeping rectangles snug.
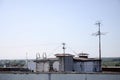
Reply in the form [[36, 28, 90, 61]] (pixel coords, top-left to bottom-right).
[[55, 53, 74, 57], [34, 58, 58, 62], [73, 57, 100, 61]]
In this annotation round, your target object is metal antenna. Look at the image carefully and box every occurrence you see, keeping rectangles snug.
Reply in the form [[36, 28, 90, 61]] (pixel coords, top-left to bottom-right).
[[62, 43, 66, 54], [62, 43, 66, 71], [93, 21, 104, 71], [96, 21, 102, 60]]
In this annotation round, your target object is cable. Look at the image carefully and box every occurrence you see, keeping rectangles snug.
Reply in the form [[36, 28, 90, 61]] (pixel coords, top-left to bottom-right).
[[67, 46, 78, 56], [47, 45, 62, 57]]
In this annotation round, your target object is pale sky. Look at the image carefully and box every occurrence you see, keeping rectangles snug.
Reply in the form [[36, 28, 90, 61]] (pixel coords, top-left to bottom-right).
[[0, 0, 120, 59]]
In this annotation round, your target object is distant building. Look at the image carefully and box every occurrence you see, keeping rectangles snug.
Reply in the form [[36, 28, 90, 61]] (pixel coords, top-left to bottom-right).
[[34, 53, 101, 72], [73, 53, 100, 72]]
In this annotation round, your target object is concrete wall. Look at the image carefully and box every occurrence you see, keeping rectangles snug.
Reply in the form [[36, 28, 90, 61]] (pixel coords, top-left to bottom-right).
[[0, 73, 120, 80], [58, 56, 73, 72], [36, 62, 49, 72], [64, 56, 73, 71], [84, 62, 94, 72], [74, 61, 100, 72], [74, 62, 83, 72]]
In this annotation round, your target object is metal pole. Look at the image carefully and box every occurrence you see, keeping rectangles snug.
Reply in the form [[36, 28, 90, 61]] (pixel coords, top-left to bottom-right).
[[98, 22, 101, 60], [96, 22, 102, 71], [62, 43, 66, 54], [62, 43, 66, 71]]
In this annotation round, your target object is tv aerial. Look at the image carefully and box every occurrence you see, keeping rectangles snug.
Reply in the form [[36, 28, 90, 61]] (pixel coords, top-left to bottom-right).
[[92, 21, 107, 71]]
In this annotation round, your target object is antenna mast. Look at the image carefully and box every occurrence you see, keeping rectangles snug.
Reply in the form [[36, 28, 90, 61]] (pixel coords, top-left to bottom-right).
[[95, 21, 102, 71], [95, 21, 102, 60], [62, 43, 66, 54]]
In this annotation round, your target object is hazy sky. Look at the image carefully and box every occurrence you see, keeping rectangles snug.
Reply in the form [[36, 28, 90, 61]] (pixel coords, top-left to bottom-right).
[[0, 0, 120, 59]]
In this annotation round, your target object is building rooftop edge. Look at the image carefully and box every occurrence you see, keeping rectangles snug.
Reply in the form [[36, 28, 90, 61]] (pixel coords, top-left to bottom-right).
[[55, 53, 74, 57]]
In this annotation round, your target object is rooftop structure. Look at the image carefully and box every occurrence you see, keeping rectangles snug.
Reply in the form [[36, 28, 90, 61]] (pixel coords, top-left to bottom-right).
[[34, 52, 101, 72], [78, 53, 89, 58]]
